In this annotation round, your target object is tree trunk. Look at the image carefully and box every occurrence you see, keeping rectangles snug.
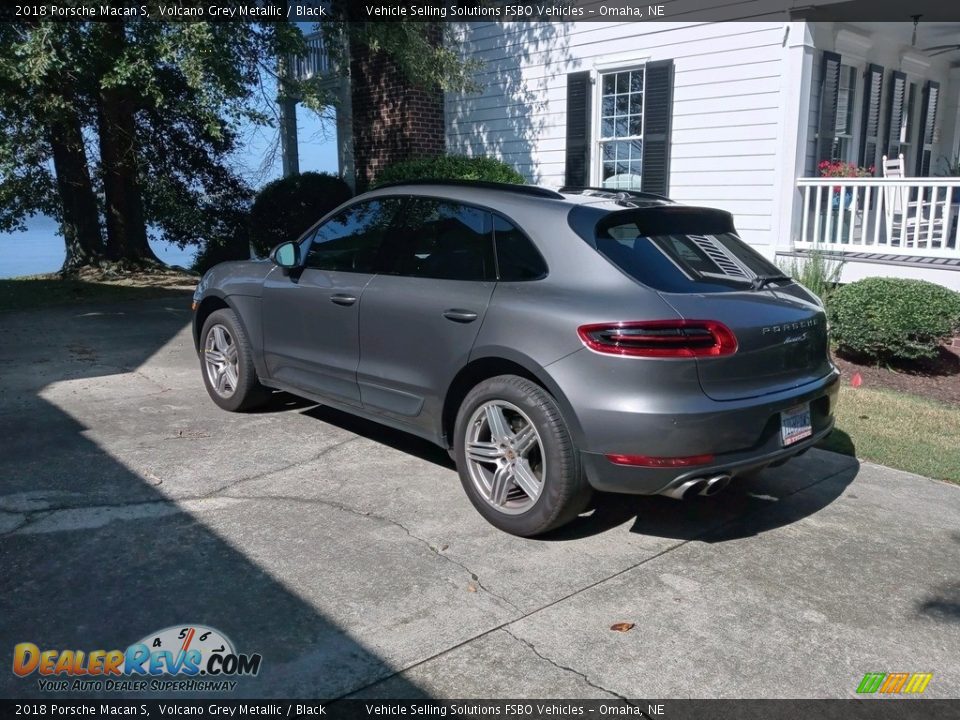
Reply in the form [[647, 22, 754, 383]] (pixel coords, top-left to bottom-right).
[[49, 101, 105, 271], [96, 22, 157, 265]]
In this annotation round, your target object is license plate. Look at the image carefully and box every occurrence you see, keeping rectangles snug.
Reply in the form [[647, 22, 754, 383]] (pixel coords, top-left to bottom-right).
[[780, 403, 812, 446]]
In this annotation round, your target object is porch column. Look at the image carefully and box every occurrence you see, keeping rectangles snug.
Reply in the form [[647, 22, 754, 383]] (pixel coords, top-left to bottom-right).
[[774, 22, 816, 256]]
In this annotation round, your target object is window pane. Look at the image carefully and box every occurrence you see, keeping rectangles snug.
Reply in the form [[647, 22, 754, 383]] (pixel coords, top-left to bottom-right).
[[628, 116, 643, 136], [630, 93, 643, 115], [616, 72, 630, 94], [493, 215, 547, 281], [630, 71, 644, 92], [601, 118, 614, 138], [603, 74, 616, 95], [602, 96, 615, 116], [306, 199, 399, 273], [385, 199, 494, 281], [615, 95, 628, 115], [615, 117, 628, 136]]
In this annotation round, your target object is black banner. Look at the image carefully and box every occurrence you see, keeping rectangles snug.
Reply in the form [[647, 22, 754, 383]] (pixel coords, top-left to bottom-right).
[[1, 700, 960, 720], [1, 0, 960, 24]]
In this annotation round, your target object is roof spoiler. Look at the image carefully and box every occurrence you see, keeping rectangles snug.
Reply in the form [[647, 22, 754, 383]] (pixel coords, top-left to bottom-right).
[[596, 205, 736, 237]]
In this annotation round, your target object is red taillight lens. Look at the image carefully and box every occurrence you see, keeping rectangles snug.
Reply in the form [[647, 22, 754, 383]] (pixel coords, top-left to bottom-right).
[[577, 320, 737, 358], [606, 453, 716, 468]]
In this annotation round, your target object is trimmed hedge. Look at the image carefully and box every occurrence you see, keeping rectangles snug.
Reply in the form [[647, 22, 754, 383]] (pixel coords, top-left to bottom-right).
[[372, 155, 526, 187], [249, 172, 352, 257], [828, 277, 960, 361]]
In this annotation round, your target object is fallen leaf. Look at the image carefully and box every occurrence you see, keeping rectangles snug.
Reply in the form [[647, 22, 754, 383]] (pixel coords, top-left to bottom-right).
[[466, 582, 477, 593], [440, 544, 449, 551], [851, 372, 862, 388], [610, 622, 635, 633]]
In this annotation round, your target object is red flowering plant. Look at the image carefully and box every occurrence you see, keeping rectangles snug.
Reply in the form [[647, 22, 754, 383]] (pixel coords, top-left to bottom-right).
[[818, 160, 875, 192]]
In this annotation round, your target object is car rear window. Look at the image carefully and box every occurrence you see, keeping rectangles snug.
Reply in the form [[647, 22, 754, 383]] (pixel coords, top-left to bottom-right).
[[594, 209, 785, 293]]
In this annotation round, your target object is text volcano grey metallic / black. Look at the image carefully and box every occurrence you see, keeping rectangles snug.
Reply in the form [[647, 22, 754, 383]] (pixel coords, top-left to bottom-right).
[[192, 181, 839, 536]]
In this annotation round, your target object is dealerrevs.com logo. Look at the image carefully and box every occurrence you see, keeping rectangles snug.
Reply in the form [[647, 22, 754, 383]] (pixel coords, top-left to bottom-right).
[[12, 624, 262, 692]]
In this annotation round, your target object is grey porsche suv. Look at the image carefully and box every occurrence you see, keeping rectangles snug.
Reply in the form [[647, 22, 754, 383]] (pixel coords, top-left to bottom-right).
[[192, 181, 839, 536]]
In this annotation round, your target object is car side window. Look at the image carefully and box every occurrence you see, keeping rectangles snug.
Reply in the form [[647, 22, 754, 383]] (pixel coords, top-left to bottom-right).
[[304, 199, 399, 273], [493, 215, 548, 281], [383, 199, 495, 281]]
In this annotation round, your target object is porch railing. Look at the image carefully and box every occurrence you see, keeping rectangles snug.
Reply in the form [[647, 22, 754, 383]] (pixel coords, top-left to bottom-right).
[[795, 177, 960, 259], [289, 32, 332, 82]]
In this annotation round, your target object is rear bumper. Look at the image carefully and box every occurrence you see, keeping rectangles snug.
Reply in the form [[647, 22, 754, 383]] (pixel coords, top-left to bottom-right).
[[580, 417, 834, 495], [544, 349, 840, 495]]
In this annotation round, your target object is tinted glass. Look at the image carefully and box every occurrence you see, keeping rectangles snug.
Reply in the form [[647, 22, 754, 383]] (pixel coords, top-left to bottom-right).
[[493, 215, 547, 281], [598, 225, 785, 294], [305, 199, 400, 273], [384, 199, 495, 281]]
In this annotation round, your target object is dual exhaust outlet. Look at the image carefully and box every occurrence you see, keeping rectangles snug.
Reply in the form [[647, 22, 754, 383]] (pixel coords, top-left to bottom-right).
[[662, 473, 731, 500]]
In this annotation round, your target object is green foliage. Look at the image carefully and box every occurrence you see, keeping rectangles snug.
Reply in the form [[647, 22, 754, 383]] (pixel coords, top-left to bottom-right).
[[829, 277, 960, 361], [0, 18, 481, 269], [777, 249, 845, 306], [248, 172, 353, 257], [372, 155, 526, 187]]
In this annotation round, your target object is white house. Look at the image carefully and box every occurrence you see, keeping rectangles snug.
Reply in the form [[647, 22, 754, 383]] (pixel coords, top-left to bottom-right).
[[442, 13, 960, 289]]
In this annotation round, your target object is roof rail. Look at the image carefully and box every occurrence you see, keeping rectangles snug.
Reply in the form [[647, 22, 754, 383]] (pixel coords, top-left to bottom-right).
[[372, 179, 565, 200], [559, 186, 675, 203]]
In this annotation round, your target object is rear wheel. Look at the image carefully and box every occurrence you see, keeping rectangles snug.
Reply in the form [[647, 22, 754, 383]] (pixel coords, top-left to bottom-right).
[[454, 375, 591, 536], [200, 308, 269, 412]]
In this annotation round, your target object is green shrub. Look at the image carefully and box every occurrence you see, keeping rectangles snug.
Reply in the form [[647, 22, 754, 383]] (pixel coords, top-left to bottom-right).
[[372, 154, 526, 188], [777, 249, 845, 306], [829, 277, 960, 361], [249, 172, 352, 257]]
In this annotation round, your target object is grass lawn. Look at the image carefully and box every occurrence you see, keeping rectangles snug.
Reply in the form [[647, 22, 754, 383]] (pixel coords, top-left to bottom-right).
[[818, 385, 960, 484], [0, 273, 195, 313]]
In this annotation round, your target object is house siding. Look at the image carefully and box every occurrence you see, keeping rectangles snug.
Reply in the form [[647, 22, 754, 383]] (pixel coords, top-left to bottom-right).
[[446, 21, 804, 255]]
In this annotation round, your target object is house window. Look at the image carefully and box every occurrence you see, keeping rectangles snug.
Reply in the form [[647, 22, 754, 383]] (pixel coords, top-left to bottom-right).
[[831, 64, 857, 161], [899, 81, 918, 166], [598, 68, 644, 190]]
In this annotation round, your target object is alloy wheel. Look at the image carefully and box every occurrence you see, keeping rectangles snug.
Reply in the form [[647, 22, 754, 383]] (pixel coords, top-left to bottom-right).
[[464, 400, 545, 515], [203, 324, 239, 398]]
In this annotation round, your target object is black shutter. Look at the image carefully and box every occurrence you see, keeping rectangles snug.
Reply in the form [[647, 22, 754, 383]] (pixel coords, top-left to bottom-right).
[[915, 80, 940, 177], [858, 64, 883, 171], [816, 51, 841, 163], [885, 70, 907, 157], [641, 59, 674, 196], [564, 72, 592, 187]]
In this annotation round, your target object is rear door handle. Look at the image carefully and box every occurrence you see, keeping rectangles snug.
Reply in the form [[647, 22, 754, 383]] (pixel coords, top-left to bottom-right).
[[442, 309, 478, 323], [330, 294, 357, 306]]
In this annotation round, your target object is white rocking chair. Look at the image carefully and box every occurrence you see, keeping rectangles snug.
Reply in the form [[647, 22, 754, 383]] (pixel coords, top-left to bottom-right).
[[881, 154, 944, 248]]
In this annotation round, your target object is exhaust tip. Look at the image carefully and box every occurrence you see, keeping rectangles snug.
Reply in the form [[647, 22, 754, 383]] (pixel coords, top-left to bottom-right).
[[699, 474, 731, 496], [662, 478, 707, 500]]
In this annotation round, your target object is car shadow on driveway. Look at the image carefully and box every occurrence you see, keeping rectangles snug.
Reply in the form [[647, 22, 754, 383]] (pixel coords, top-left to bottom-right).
[[290, 398, 860, 547], [545, 455, 859, 543]]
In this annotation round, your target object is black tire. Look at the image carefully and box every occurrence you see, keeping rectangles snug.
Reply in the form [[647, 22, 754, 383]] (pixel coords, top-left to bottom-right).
[[199, 308, 269, 412], [454, 374, 592, 536]]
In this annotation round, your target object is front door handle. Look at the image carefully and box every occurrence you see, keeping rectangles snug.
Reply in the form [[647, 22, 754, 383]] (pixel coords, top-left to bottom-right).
[[442, 309, 478, 323], [330, 293, 357, 306]]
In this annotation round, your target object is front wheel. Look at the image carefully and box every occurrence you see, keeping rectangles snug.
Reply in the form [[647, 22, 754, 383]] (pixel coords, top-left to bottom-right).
[[454, 375, 591, 536], [200, 308, 269, 412]]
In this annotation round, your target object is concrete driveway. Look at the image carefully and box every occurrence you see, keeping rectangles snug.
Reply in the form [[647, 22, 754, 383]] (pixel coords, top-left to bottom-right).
[[1, 295, 958, 699]]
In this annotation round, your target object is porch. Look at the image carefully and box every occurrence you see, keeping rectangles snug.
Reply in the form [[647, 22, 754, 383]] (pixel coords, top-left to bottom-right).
[[791, 177, 960, 290]]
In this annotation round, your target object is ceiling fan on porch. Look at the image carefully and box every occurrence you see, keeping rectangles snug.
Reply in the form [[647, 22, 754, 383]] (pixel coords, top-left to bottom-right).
[[909, 14, 960, 56]]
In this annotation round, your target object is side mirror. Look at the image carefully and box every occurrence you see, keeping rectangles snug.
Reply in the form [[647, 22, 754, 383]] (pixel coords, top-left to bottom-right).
[[271, 241, 300, 270]]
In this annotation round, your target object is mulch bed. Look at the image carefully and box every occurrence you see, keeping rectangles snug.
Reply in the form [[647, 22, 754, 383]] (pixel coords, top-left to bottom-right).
[[833, 345, 960, 406]]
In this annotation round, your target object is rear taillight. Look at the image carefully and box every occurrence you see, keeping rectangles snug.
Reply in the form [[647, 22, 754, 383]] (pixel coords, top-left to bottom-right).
[[606, 453, 715, 468], [577, 320, 737, 358]]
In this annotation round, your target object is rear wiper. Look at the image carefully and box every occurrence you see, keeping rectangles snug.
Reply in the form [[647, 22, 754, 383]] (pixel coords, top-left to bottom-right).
[[751, 273, 792, 290]]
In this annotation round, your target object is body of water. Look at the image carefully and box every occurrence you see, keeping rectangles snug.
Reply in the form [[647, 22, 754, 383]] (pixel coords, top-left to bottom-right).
[[0, 215, 198, 278]]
